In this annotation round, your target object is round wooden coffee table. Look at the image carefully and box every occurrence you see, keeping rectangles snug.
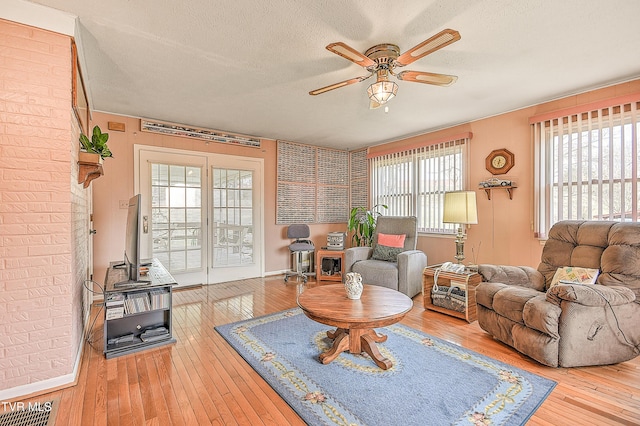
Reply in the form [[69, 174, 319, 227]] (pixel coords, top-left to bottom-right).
[[297, 284, 413, 370]]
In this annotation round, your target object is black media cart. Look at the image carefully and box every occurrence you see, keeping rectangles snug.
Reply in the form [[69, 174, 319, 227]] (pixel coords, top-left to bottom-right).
[[103, 258, 177, 359]]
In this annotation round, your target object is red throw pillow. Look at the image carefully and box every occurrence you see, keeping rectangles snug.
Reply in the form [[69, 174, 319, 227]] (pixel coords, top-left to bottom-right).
[[377, 233, 406, 248]]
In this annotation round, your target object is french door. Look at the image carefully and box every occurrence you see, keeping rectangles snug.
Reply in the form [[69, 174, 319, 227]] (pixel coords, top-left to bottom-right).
[[136, 146, 263, 286], [210, 158, 263, 283]]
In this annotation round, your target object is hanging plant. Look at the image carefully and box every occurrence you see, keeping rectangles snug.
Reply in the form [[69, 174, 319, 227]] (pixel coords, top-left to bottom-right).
[[79, 125, 113, 160]]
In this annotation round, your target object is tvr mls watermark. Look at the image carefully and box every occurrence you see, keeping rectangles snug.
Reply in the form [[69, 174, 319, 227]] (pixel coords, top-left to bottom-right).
[[1, 401, 53, 412]]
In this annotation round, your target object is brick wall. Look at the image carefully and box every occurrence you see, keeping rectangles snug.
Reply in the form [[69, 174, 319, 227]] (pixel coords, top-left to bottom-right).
[[70, 117, 90, 368], [0, 18, 89, 397]]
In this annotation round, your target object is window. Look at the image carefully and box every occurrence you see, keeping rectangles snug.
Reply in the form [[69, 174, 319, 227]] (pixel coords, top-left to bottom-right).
[[370, 134, 471, 233], [532, 98, 640, 238]]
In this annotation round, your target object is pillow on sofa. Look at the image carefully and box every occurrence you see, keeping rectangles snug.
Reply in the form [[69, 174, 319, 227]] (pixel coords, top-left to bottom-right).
[[377, 233, 406, 248], [549, 266, 599, 288], [371, 244, 404, 262], [372, 234, 406, 262]]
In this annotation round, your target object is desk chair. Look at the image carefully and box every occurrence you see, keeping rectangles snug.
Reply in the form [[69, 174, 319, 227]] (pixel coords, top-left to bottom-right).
[[284, 224, 316, 283]]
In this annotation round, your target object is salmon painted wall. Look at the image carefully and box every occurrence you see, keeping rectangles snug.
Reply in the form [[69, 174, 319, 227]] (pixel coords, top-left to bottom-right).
[[370, 79, 640, 268], [88, 112, 346, 285], [91, 79, 640, 281]]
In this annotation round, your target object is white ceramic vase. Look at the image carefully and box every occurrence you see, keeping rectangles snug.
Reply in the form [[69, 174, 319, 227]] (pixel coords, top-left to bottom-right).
[[344, 272, 363, 299]]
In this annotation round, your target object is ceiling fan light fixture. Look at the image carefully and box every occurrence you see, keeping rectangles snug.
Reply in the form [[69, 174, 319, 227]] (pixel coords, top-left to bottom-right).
[[310, 29, 460, 105], [367, 80, 398, 104]]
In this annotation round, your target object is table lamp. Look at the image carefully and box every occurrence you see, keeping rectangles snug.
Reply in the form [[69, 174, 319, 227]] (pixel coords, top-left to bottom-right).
[[442, 191, 478, 264]]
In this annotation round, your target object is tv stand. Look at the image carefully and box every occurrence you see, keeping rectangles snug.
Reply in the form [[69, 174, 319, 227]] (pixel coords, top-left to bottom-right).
[[112, 280, 151, 289], [103, 258, 177, 359], [113, 275, 151, 288]]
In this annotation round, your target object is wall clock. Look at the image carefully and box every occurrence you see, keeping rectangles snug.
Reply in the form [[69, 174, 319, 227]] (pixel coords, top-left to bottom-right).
[[485, 148, 514, 175]]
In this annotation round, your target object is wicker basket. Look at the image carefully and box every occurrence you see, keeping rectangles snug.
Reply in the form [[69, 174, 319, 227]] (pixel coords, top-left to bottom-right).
[[431, 283, 466, 313]]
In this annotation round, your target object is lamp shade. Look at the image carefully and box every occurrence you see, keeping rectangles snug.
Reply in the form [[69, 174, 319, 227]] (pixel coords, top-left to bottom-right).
[[442, 191, 478, 225], [367, 80, 398, 104]]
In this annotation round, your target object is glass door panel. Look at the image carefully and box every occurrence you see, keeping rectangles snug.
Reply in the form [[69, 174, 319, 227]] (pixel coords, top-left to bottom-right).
[[139, 150, 207, 287], [212, 168, 253, 266], [151, 164, 203, 271], [210, 159, 262, 283]]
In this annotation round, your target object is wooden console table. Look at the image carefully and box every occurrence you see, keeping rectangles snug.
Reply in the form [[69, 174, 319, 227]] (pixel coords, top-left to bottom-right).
[[422, 265, 482, 323]]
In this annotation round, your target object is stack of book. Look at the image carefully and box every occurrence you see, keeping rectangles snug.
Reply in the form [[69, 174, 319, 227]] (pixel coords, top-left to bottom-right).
[[124, 292, 151, 314], [105, 292, 125, 320], [149, 289, 170, 310]]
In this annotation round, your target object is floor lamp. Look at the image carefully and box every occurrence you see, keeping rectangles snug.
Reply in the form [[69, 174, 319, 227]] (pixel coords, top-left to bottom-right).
[[442, 191, 478, 264]]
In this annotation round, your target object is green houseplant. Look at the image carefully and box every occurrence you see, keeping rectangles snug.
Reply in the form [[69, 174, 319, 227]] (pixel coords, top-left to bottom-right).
[[79, 125, 112, 160], [347, 204, 387, 247]]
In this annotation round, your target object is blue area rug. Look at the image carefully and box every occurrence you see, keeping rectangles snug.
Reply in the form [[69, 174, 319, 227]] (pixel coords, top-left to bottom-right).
[[215, 308, 556, 426]]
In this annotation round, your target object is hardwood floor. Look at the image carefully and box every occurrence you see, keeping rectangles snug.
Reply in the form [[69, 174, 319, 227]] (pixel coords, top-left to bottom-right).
[[11, 276, 640, 425]]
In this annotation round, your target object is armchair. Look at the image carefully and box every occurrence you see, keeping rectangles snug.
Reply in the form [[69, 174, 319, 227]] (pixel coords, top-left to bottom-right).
[[476, 220, 640, 367], [344, 216, 427, 298]]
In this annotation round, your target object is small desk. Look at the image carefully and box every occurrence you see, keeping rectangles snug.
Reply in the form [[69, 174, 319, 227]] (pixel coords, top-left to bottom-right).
[[103, 258, 177, 358], [422, 265, 482, 323], [316, 249, 345, 282]]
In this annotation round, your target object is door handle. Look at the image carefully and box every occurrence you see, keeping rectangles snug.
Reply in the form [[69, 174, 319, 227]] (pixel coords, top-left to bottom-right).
[[143, 216, 149, 233]]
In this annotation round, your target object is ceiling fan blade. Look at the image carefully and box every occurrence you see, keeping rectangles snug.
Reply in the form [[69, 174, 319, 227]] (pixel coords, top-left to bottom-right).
[[396, 29, 460, 67], [309, 75, 371, 96], [396, 70, 458, 86], [326, 42, 376, 68]]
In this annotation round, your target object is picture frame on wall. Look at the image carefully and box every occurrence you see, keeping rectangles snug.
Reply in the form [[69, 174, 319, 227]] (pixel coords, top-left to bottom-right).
[[72, 41, 89, 135]]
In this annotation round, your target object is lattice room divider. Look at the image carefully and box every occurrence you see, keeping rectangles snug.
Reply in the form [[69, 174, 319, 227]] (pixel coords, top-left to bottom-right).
[[276, 140, 367, 224]]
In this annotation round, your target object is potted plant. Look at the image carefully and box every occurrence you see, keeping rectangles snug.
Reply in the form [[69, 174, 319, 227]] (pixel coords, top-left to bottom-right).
[[79, 125, 112, 161], [347, 204, 387, 247], [78, 125, 111, 188]]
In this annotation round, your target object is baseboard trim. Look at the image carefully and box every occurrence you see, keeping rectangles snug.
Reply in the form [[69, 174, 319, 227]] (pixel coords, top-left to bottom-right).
[[0, 338, 84, 402], [0, 310, 90, 402]]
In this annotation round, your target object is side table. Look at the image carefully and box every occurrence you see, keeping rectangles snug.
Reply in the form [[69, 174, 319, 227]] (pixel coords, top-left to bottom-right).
[[316, 249, 345, 283], [422, 265, 482, 323]]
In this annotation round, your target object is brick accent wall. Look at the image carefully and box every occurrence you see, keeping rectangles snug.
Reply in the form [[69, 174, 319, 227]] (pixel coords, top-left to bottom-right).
[[0, 19, 89, 397], [70, 117, 90, 371]]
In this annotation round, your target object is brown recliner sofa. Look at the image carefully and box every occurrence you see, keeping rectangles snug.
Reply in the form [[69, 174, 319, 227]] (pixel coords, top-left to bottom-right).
[[476, 220, 640, 367]]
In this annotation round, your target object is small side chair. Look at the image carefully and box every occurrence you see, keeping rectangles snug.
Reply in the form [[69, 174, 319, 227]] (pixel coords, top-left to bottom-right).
[[344, 216, 427, 298], [284, 224, 316, 283]]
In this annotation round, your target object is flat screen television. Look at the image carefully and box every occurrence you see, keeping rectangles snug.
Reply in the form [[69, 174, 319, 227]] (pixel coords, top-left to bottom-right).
[[124, 194, 142, 282], [115, 194, 144, 286]]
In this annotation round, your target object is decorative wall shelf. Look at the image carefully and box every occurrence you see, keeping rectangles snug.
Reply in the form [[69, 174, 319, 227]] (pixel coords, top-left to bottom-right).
[[140, 119, 261, 148], [78, 152, 103, 188], [479, 185, 516, 200]]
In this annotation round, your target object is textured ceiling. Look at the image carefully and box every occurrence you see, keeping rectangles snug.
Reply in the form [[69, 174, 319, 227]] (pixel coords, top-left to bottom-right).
[[26, 0, 640, 149]]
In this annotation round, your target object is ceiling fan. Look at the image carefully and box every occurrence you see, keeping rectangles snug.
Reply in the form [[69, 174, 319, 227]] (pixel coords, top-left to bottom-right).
[[309, 29, 461, 109]]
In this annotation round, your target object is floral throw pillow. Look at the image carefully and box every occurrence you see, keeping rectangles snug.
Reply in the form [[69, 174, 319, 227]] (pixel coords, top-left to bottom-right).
[[549, 266, 600, 288]]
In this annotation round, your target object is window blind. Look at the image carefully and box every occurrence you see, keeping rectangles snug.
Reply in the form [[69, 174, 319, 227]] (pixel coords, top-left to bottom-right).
[[369, 135, 470, 233], [532, 97, 640, 238]]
